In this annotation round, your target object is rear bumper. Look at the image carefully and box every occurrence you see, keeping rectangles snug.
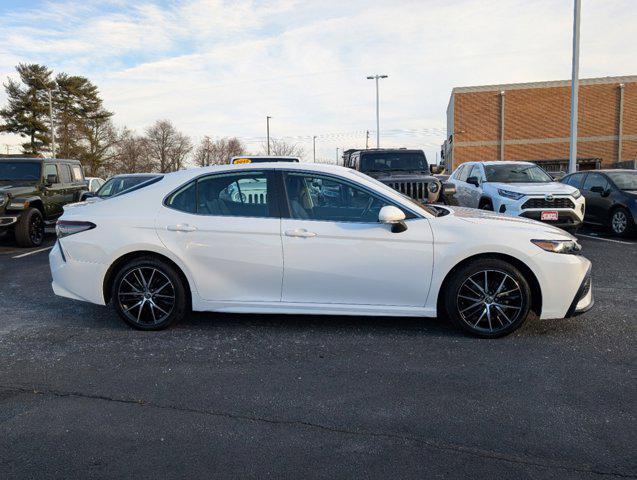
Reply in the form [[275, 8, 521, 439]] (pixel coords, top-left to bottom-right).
[[565, 264, 594, 317], [49, 241, 107, 305]]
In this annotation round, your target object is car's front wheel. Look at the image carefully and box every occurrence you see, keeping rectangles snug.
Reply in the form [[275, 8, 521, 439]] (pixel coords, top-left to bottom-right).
[[444, 258, 532, 338], [609, 207, 633, 237], [112, 257, 188, 330], [14, 207, 45, 247]]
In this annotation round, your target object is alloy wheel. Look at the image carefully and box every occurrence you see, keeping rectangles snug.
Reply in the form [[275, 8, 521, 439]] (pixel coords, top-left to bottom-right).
[[612, 211, 627, 234], [117, 267, 176, 326], [456, 269, 524, 334], [29, 214, 44, 245]]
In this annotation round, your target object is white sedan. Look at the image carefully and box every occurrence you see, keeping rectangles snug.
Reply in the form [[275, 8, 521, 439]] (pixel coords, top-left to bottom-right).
[[49, 163, 593, 338]]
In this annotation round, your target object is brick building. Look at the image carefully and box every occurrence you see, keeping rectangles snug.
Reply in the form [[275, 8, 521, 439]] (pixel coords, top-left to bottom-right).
[[441, 75, 637, 173]]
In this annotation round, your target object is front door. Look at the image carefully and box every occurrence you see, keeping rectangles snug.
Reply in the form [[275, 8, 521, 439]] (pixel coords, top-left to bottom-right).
[[582, 173, 612, 223], [280, 171, 434, 306], [156, 170, 283, 303], [42, 163, 65, 218]]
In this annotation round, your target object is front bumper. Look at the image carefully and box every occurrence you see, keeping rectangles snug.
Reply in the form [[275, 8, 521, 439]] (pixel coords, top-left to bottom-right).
[[493, 194, 585, 228], [565, 265, 594, 317]]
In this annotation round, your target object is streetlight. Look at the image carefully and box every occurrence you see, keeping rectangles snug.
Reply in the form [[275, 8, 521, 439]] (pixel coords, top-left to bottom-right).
[[366, 74, 388, 148], [47, 87, 56, 158], [313, 135, 317, 162], [266, 116, 271, 155], [568, 0, 581, 174]]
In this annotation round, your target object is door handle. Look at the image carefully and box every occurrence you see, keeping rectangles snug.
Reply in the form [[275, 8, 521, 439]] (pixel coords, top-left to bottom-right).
[[167, 224, 197, 232], [285, 229, 317, 238]]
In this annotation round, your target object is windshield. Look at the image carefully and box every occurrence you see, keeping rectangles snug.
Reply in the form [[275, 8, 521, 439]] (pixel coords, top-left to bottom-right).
[[360, 152, 429, 173], [606, 171, 637, 190], [0, 162, 41, 181], [97, 176, 158, 198], [484, 164, 553, 183]]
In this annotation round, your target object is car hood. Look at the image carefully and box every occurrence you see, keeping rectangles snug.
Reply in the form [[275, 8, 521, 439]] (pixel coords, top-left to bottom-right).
[[487, 182, 577, 195], [368, 172, 436, 182], [0, 184, 37, 196], [442, 206, 575, 239]]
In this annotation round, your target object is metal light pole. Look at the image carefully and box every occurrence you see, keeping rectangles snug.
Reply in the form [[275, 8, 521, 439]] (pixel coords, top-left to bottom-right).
[[568, 0, 581, 174], [266, 116, 271, 155], [366, 75, 388, 148], [312, 135, 317, 162], [47, 88, 56, 158], [335, 147, 339, 164]]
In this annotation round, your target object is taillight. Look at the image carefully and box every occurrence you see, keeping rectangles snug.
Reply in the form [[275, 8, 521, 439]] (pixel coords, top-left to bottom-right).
[[55, 220, 96, 239]]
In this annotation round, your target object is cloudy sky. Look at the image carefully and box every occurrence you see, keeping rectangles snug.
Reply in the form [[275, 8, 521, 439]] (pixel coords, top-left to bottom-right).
[[0, 0, 635, 163]]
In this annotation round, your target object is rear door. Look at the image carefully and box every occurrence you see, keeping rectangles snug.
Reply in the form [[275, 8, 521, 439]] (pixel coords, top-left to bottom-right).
[[42, 163, 65, 218], [279, 171, 434, 307], [156, 170, 283, 303], [464, 164, 483, 208], [57, 163, 76, 206]]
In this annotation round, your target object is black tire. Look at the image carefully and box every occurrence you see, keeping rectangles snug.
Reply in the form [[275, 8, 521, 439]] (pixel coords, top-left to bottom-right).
[[444, 258, 532, 338], [14, 207, 45, 247], [112, 256, 188, 330], [608, 207, 634, 237], [479, 199, 493, 211]]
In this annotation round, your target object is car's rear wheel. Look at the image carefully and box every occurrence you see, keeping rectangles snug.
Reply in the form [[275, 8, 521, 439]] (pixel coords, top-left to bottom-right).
[[609, 207, 633, 237], [444, 258, 532, 338], [112, 257, 187, 330], [15, 207, 45, 247]]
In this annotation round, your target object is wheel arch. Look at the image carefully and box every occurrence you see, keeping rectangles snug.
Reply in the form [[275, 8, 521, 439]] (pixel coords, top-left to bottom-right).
[[436, 252, 542, 318], [478, 196, 493, 208], [102, 250, 193, 308]]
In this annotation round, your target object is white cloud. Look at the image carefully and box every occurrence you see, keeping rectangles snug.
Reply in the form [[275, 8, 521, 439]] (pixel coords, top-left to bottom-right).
[[0, 0, 635, 160]]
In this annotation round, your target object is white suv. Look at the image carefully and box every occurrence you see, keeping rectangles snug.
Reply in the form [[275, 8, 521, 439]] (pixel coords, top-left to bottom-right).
[[448, 161, 585, 230]]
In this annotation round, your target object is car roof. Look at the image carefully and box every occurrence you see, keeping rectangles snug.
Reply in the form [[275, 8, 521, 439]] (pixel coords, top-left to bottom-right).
[[109, 173, 161, 178], [466, 161, 536, 166]]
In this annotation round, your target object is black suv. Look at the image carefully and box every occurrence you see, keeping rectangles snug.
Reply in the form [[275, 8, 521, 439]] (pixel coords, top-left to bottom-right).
[[0, 157, 87, 247], [342, 148, 451, 203]]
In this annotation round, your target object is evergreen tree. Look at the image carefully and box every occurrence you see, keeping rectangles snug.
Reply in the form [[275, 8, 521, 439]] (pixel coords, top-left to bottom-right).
[[0, 64, 54, 155]]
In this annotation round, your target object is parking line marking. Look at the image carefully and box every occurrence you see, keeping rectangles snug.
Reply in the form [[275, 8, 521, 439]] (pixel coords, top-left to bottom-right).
[[576, 234, 634, 245], [12, 246, 53, 259]]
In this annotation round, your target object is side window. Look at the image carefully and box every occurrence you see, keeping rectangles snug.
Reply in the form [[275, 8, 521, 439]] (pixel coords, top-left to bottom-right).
[[71, 165, 84, 182], [165, 181, 197, 214], [564, 173, 584, 188], [59, 164, 72, 183], [199, 171, 272, 217], [44, 164, 58, 182], [582, 173, 608, 191], [284, 172, 390, 223], [166, 172, 273, 218], [466, 165, 480, 182], [452, 165, 464, 180]]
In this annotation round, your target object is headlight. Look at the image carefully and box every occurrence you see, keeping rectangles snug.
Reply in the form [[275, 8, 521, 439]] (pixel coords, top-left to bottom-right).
[[571, 189, 581, 199], [428, 182, 439, 193], [498, 189, 525, 200], [55, 220, 96, 238], [531, 239, 581, 254]]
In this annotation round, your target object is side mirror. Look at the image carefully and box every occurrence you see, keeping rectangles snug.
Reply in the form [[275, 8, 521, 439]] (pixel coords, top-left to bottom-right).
[[45, 174, 58, 186], [82, 192, 95, 200], [466, 176, 480, 187], [378, 205, 407, 233]]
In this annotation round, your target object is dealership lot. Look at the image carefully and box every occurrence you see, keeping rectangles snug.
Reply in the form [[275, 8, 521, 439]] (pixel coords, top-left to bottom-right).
[[0, 230, 635, 479]]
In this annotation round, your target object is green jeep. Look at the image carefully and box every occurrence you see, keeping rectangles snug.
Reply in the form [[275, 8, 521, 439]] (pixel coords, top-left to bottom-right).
[[0, 157, 88, 247]]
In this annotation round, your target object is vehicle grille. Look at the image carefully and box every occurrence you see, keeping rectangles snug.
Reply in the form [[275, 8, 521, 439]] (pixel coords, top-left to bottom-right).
[[385, 181, 429, 200], [521, 197, 575, 209]]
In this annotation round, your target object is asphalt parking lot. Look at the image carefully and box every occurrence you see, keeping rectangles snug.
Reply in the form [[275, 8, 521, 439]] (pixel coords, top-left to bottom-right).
[[0, 228, 635, 479]]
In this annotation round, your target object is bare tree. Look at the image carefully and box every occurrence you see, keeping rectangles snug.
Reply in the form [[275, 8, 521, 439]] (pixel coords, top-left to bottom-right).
[[259, 138, 304, 159], [145, 119, 192, 172], [194, 136, 246, 166], [105, 127, 154, 175]]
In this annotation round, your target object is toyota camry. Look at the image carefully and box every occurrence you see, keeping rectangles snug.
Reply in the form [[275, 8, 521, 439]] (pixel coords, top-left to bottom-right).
[[49, 163, 593, 338]]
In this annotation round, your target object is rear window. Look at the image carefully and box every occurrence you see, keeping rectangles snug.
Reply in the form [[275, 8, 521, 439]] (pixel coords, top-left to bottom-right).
[[97, 176, 162, 198], [71, 165, 84, 182]]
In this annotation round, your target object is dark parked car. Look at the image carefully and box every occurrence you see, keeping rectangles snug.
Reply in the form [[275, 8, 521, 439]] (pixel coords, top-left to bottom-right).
[[0, 157, 87, 247], [81, 174, 162, 201], [561, 169, 637, 236]]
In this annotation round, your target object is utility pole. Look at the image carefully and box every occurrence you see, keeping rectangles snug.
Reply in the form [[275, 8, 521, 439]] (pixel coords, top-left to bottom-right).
[[365, 130, 369, 149], [335, 147, 339, 164], [312, 135, 317, 162], [47, 88, 56, 158], [266, 116, 271, 155], [366, 75, 388, 148], [568, 0, 581, 174]]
